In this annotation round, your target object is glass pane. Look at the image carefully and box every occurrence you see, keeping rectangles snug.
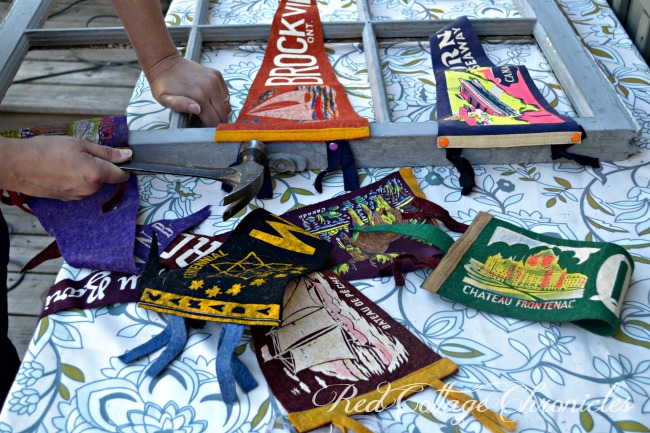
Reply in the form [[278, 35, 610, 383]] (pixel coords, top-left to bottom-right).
[[126, 42, 373, 130]]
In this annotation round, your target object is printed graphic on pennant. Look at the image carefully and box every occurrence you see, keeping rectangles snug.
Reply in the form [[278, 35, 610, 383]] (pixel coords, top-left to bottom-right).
[[137, 208, 332, 326], [422, 212, 634, 336], [251, 270, 516, 433], [430, 16, 583, 149], [214, 0, 369, 142], [282, 168, 444, 280]]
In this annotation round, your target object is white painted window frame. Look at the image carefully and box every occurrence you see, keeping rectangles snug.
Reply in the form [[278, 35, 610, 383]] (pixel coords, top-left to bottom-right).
[[0, 0, 639, 169]]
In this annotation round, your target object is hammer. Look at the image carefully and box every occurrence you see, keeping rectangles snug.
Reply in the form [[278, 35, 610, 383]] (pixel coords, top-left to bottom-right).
[[119, 140, 267, 220]]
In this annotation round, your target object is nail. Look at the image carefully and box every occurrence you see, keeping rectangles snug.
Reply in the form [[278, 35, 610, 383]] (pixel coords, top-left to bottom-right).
[[119, 148, 133, 159], [189, 103, 201, 114]]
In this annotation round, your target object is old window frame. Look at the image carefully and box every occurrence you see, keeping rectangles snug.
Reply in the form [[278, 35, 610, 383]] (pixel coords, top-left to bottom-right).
[[0, 0, 639, 169]]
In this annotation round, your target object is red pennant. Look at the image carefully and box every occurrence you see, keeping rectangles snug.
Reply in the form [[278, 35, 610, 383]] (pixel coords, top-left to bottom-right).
[[214, 0, 369, 142]]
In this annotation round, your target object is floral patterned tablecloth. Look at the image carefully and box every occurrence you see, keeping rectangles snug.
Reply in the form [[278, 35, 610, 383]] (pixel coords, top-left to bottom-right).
[[3, 1, 650, 432]]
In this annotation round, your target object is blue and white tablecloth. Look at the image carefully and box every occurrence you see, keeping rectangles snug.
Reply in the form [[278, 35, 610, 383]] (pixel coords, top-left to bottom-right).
[[2, 1, 650, 432]]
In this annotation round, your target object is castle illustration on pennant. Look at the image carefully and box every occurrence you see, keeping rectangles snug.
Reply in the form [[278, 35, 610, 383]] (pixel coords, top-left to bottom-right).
[[208, 251, 307, 282], [464, 248, 588, 301]]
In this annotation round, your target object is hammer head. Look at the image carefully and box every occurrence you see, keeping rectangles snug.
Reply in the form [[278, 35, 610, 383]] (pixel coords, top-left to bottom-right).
[[221, 140, 267, 221]]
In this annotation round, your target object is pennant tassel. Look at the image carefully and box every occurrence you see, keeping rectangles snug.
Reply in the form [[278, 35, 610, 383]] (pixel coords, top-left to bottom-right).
[[217, 323, 258, 404], [146, 315, 188, 376], [21, 240, 62, 273], [551, 144, 600, 168], [401, 196, 469, 233], [331, 417, 374, 433], [445, 149, 475, 195], [117, 314, 188, 378], [118, 323, 173, 364], [379, 253, 442, 286], [551, 127, 598, 167], [1, 190, 33, 215], [120, 234, 189, 376], [314, 140, 360, 193]]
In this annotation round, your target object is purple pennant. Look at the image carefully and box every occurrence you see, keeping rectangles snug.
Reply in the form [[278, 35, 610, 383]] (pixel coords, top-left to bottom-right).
[[26, 116, 143, 274], [24, 116, 212, 275], [29, 177, 140, 274]]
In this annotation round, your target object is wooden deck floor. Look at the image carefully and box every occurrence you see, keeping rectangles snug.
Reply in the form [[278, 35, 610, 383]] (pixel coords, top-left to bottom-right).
[[3, 205, 61, 359], [1, 0, 143, 359], [0, 0, 142, 130]]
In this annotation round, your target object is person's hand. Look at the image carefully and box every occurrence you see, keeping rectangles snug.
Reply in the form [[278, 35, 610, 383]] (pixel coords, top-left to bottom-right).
[[147, 54, 232, 127], [1, 135, 132, 201]]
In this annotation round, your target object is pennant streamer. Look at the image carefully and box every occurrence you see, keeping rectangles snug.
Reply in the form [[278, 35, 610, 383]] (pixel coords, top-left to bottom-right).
[[251, 270, 516, 432], [430, 17, 582, 149], [214, 0, 369, 142], [422, 212, 634, 336], [137, 208, 332, 326], [313, 140, 360, 193]]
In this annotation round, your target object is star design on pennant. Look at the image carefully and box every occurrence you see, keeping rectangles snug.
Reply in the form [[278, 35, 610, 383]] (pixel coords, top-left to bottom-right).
[[226, 283, 244, 296], [189, 279, 204, 291], [205, 285, 222, 298], [250, 278, 266, 286]]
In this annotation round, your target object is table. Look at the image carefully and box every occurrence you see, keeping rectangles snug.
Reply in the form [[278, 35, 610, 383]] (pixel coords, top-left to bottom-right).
[[2, 0, 650, 432]]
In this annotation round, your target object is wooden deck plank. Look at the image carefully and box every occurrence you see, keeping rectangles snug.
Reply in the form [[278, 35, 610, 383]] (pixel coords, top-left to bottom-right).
[[8, 235, 63, 276], [3, 205, 47, 236], [13, 60, 141, 87], [7, 315, 40, 361], [0, 83, 135, 114], [44, 0, 121, 28], [0, 112, 90, 131], [0, 1, 10, 21], [8, 273, 54, 317], [24, 48, 137, 63]]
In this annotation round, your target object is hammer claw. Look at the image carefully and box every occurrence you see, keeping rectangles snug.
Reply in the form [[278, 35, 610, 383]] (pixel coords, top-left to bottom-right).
[[120, 140, 267, 221]]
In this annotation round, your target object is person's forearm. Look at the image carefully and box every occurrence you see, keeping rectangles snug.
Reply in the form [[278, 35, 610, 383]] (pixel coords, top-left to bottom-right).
[[110, 0, 179, 80]]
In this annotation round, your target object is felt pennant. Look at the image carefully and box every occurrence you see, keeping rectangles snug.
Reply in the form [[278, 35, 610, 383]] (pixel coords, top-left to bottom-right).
[[0, 116, 143, 274], [137, 208, 332, 326], [121, 234, 258, 403], [132, 205, 212, 272], [422, 212, 634, 336], [430, 16, 583, 149], [120, 210, 331, 404], [281, 168, 466, 280], [23, 204, 211, 275], [251, 270, 516, 433], [213, 0, 369, 142]]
